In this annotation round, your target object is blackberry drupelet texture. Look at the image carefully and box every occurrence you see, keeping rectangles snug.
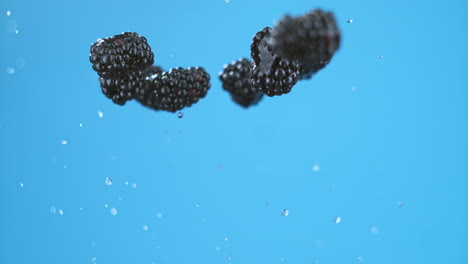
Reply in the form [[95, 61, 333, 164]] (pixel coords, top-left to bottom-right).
[[135, 67, 211, 112], [219, 58, 263, 107], [90, 32, 154, 78], [251, 27, 301, 97], [99, 66, 163, 106], [270, 10, 340, 79]]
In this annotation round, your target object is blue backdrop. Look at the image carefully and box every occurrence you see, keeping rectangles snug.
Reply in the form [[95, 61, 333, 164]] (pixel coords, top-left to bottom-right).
[[1, 0, 467, 263]]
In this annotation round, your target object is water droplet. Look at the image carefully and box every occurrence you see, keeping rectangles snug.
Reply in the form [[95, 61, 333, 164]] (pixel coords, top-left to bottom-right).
[[50, 206, 56, 214], [397, 201, 404, 208], [118, 196, 122, 201], [58, 209, 64, 215], [313, 162, 320, 172], [280, 258, 285, 262], [125, 181, 129, 185], [19, 182, 23, 187], [91, 257, 96, 262], [6, 67, 15, 74], [357, 256, 364, 262], [104, 204, 108, 208], [142, 225, 149, 231], [15, 29, 18, 34], [105, 177, 112, 186], [347, 19, 353, 23], [156, 212, 163, 219], [6, 11, 11, 16], [280, 209, 289, 216], [177, 112, 183, 118], [226, 254, 231, 260], [195, 203, 200, 207], [61, 140, 68, 145], [351, 85, 357, 91], [63, 164, 68, 169], [97, 110, 104, 118], [79, 208, 83, 211], [169, 54, 174, 58], [224, 236, 229, 242], [378, 55, 384, 59], [334, 216, 342, 224], [131, 183, 137, 189], [110, 208, 118, 215], [224, 0, 230, 3], [79, 123, 83, 127], [369, 225, 379, 235]]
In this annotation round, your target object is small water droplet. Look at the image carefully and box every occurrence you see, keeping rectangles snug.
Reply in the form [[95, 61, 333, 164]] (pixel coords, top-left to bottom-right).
[[15, 29, 18, 34], [79, 123, 83, 127], [61, 140, 68, 145], [131, 183, 137, 189], [280, 258, 285, 262], [105, 177, 112, 186], [125, 181, 129, 185], [63, 164, 68, 169], [224, 236, 229, 242], [143, 225, 149, 231], [224, 0, 230, 3], [110, 208, 117, 215], [6, 67, 15, 74], [226, 254, 231, 260], [378, 55, 384, 59], [79, 207, 83, 211], [169, 54, 174, 58], [104, 204, 108, 208], [177, 112, 183, 118], [351, 85, 357, 91], [19, 182, 23, 187], [91, 257, 96, 262], [334, 216, 342, 224], [397, 201, 404, 208], [195, 203, 200, 207], [50, 206, 56, 214], [280, 209, 289, 216], [347, 19, 353, 23], [369, 225, 379, 235], [357, 256, 364, 262], [58, 209, 64, 215], [97, 110, 104, 118], [156, 212, 163, 219], [6, 11, 11, 16], [313, 161, 320, 172]]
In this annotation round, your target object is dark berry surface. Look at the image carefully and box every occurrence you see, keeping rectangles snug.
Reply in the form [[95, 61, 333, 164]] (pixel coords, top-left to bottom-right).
[[219, 58, 263, 107]]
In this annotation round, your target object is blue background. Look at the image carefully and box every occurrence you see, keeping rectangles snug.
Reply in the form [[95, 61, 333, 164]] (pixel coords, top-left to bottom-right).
[[1, 0, 467, 263]]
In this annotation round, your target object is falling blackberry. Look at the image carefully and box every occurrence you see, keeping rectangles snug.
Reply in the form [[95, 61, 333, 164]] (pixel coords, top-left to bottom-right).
[[90, 32, 154, 78], [250, 27, 301, 97], [270, 10, 340, 79], [99, 65, 163, 106], [135, 67, 211, 113], [219, 58, 263, 107]]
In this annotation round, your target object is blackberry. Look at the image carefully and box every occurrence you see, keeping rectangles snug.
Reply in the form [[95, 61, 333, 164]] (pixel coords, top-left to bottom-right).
[[250, 27, 301, 97], [99, 65, 163, 105], [90, 32, 154, 78], [270, 10, 340, 79], [135, 67, 211, 112], [219, 58, 263, 107]]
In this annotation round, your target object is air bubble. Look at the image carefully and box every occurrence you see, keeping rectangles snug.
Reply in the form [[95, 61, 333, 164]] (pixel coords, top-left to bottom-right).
[[97, 110, 104, 118], [313, 162, 320, 172], [105, 177, 112, 186], [378, 55, 384, 59], [6, 67, 15, 74], [224, 0, 230, 3], [79, 123, 83, 127], [58, 209, 64, 215], [369, 225, 379, 235], [61, 140, 68, 145], [224, 236, 229, 242], [132, 183, 137, 189], [357, 256, 364, 262], [226, 254, 231, 260], [110, 208, 117, 215], [50, 206, 56, 214], [397, 201, 404, 208], [280, 209, 289, 216], [156, 212, 163, 219], [177, 112, 183, 118], [6, 11, 11, 16], [19, 182, 23, 187], [347, 19, 353, 23], [334, 216, 342, 224], [143, 225, 149, 231]]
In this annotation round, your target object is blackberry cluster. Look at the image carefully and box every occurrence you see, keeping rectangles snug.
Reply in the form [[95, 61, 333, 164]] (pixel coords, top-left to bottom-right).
[[250, 27, 301, 97], [270, 10, 340, 79], [99, 66, 163, 105], [90, 32, 154, 78], [135, 67, 211, 113], [219, 58, 263, 107]]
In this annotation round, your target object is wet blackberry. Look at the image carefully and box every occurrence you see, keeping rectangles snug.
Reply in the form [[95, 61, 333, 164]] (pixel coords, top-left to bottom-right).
[[219, 58, 263, 107], [99, 66, 163, 106], [270, 10, 340, 79], [135, 67, 211, 112], [250, 27, 301, 97], [90, 32, 154, 78]]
